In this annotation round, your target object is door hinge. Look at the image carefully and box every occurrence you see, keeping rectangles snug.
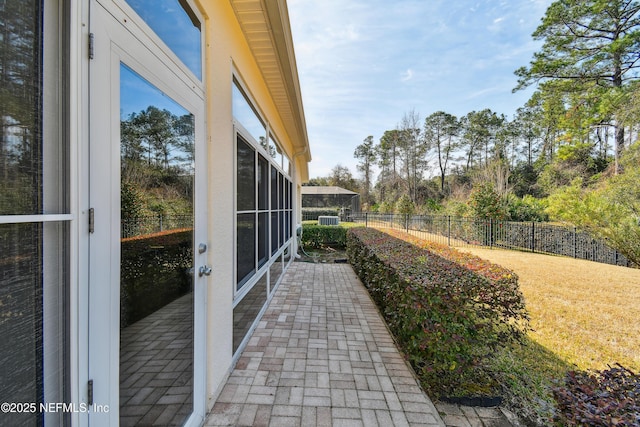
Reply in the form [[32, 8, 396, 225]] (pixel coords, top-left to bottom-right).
[[89, 208, 95, 234], [87, 380, 94, 405], [89, 33, 95, 60]]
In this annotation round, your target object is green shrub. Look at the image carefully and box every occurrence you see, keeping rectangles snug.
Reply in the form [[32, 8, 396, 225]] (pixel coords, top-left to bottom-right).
[[121, 229, 192, 328], [395, 194, 416, 215], [423, 198, 444, 213], [378, 200, 394, 214], [346, 227, 529, 397], [443, 199, 471, 217], [469, 182, 508, 220], [546, 143, 640, 266], [301, 223, 348, 248], [121, 181, 145, 221], [506, 194, 549, 222]]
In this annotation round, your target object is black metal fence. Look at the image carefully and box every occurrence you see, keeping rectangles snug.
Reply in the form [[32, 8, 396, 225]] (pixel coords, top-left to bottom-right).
[[121, 214, 193, 238], [352, 213, 631, 268], [302, 208, 354, 222]]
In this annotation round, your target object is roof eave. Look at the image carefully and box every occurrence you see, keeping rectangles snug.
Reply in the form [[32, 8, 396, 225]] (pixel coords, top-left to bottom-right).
[[230, 0, 311, 181]]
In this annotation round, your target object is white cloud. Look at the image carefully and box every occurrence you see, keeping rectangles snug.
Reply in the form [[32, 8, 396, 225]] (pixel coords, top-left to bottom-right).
[[487, 15, 505, 32], [400, 69, 414, 82], [288, 0, 554, 178], [326, 24, 360, 43]]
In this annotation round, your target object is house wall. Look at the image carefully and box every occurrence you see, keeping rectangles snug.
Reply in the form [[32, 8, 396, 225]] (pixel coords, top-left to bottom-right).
[[199, 0, 305, 406], [0, 0, 307, 423]]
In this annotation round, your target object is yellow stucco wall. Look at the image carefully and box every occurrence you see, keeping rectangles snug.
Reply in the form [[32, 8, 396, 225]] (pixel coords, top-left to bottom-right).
[[196, 0, 306, 407]]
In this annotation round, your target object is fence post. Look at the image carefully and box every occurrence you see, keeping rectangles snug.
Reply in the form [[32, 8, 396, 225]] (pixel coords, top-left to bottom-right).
[[489, 218, 493, 249], [365, 212, 368, 228], [447, 215, 451, 246], [531, 221, 535, 252], [573, 226, 577, 258], [405, 214, 409, 233]]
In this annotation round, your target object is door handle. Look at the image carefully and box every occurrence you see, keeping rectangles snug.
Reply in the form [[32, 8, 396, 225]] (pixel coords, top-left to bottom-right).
[[198, 265, 212, 277]]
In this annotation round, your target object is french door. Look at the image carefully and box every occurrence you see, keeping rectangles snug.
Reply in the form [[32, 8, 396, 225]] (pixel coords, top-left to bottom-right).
[[88, 1, 207, 425]]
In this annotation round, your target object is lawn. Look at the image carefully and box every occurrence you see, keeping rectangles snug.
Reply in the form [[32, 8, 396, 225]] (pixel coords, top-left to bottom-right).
[[376, 228, 640, 424], [461, 247, 640, 372]]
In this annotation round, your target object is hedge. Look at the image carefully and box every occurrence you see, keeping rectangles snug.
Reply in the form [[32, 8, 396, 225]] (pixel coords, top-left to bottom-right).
[[553, 365, 640, 426], [121, 229, 193, 328], [346, 227, 529, 397], [382, 229, 518, 285], [300, 223, 348, 248]]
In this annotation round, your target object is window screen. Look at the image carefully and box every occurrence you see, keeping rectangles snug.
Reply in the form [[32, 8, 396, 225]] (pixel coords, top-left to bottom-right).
[[0, 2, 69, 425]]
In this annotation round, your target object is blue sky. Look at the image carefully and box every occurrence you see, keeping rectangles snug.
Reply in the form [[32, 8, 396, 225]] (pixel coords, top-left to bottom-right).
[[126, 0, 201, 78], [120, 64, 189, 119], [288, 0, 553, 179]]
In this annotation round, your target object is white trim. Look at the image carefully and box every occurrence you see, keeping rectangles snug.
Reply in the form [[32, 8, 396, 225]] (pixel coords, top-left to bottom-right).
[[232, 72, 267, 130], [74, 0, 91, 424], [232, 124, 294, 299], [267, 132, 291, 174], [231, 242, 292, 360], [233, 120, 291, 177], [231, 275, 276, 359], [87, 1, 208, 424], [0, 214, 74, 224], [232, 72, 292, 174], [104, 0, 206, 88], [231, 241, 292, 307]]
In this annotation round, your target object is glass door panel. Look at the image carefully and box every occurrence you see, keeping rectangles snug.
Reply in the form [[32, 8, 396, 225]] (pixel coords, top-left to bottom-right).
[[89, 3, 206, 424], [119, 64, 195, 426], [124, 0, 202, 79]]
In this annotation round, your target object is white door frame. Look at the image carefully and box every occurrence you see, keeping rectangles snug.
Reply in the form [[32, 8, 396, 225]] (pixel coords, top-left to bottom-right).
[[87, 1, 207, 424]]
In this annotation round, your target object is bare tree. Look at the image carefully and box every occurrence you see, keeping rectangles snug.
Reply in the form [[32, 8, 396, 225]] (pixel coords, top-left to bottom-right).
[[354, 136, 376, 207], [424, 111, 460, 193], [397, 109, 427, 203]]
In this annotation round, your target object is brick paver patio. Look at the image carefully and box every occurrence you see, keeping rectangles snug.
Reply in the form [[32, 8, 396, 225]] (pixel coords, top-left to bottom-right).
[[120, 293, 194, 426], [205, 262, 445, 426]]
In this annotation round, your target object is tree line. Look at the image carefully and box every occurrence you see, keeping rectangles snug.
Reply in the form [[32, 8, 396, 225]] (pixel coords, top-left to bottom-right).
[[120, 106, 195, 221], [306, 0, 640, 264]]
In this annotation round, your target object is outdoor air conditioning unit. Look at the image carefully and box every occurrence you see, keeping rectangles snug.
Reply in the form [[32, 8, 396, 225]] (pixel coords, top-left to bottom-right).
[[318, 216, 340, 226]]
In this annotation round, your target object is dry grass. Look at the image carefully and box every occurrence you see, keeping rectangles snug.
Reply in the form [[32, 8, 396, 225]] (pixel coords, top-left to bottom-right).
[[373, 227, 640, 423], [460, 247, 640, 372]]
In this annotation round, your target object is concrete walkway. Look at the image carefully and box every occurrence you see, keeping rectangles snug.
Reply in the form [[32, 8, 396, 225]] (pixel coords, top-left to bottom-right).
[[205, 262, 445, 426]]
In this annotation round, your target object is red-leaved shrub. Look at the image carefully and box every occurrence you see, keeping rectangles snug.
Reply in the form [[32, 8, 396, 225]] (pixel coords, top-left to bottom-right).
[[553, 365, 640, 426], [347, 228, 529, 397]]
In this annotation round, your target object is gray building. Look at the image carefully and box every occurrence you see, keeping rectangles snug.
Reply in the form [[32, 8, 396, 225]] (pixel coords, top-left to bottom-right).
[[302, 186, 360, 212]]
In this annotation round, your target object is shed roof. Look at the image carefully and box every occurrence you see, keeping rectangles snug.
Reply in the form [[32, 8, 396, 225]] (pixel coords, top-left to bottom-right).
[[301, 186, 358, 195]]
